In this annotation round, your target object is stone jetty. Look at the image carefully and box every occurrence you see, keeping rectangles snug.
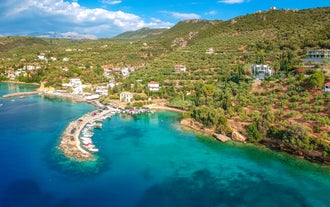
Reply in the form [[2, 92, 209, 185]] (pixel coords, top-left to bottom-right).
[[59, 107, 119, 160], [2, 91, 39, 98]]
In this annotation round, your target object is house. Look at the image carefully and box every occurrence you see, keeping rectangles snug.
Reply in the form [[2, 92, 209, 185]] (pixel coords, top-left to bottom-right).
[[62, 78, 83, 94], [121, 68, 130, 77], [95, 86, 108, 96], [174, 65, 186, 72], [85, 94, 100, 100], [26, 65, 36, 70], [63, 57, 70, 62], [148, 81, 160, 91], [38, 55, 46, 61], [325, 82, 330, 93], [251, 64, 272, 80], [120, 92, 133, 102], [305, 49, 330, 63]]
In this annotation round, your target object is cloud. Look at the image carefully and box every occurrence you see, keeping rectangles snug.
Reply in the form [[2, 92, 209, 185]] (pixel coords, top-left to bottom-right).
[[0, 0, 173, 37], [163, 11, 201, 20], [205, 10, 217, 15], [219, 0, 245, 4], [101, 0, 122, 5]]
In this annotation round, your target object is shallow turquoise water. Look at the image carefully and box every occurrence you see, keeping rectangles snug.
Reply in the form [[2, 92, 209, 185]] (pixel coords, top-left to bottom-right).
[[1, 82, 330, 207]]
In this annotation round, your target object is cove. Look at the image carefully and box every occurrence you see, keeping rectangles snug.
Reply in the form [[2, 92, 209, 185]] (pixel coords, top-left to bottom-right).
[[1, 82, 330, 207]]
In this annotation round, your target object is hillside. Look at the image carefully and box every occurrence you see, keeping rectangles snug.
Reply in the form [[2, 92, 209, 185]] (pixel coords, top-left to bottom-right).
[[113, 27, 168, 40]]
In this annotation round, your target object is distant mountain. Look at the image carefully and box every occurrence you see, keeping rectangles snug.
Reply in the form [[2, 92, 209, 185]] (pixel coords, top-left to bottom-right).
[[113, 27, 168, 40], [28, 32, 97, 40]]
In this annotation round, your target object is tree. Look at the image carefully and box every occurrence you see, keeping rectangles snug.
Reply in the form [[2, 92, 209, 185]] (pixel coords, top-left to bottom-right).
[[246, 123, 262, 142], [308, 70, 325, 89]]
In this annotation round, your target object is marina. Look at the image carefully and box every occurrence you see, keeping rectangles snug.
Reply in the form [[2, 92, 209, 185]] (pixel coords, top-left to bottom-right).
[[59, 106, 120, 160], [59, 106, 154, 160]]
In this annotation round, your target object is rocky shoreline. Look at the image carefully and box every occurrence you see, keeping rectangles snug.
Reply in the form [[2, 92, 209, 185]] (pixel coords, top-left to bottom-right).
[[180, 118, 247, 143], [180, 118, 330, 165], [260, 138, 330, 165]]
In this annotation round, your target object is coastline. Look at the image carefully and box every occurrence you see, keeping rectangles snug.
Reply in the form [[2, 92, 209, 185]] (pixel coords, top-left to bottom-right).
[[4, 87, 330, 165], [1, 80, 40, 86]]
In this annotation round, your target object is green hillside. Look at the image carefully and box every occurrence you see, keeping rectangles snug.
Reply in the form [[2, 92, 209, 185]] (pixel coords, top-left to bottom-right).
[[113, 27, 168, 40]]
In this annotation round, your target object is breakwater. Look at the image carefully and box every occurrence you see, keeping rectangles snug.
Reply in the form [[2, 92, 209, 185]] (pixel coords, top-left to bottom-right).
[[2, 91, 39, 98], [59, 106, 120, 160]]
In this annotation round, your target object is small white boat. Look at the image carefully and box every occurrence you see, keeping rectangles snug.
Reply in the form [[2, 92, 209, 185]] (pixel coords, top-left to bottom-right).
[[88, 148, 99, 152], [82, 140, 92, 145]]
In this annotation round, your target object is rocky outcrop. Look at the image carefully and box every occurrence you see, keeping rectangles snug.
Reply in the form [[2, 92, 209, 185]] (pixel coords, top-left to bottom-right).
[[231, 130, 247, 143], [180, 118, 213, 135], [213, 133, 231, 142]]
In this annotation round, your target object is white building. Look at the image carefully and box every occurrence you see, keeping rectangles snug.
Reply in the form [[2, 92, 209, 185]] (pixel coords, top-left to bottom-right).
[[120, 92, 133, 102], [325, 82, 330, 93], [205, 48, 214, 54], [62, 78, 83, 94], [148, 81, 160, 91], [85, 94, 100, 100], [174, 65, 186, 72], [26, 65, 36, 70], [121, 68, 130, 77], [251, 64, 272, 80], [38, 55, 46, 61], [95, 86, 108, 96]]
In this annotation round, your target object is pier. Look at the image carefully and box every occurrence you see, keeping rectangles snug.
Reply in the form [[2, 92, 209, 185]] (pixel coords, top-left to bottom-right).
[[2, 91, 39, 98], [59, 107, 119, 160]]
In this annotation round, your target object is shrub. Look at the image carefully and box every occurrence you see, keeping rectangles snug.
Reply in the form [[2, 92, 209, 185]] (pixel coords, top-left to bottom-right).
[[246, 123, 262, 142]]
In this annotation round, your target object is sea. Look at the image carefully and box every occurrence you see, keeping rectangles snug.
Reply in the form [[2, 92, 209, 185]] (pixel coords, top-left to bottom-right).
[[1, 82, 330, 207]]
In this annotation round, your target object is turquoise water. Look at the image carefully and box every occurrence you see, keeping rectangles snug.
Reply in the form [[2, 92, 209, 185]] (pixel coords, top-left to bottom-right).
[[1, 82, 330, 207]]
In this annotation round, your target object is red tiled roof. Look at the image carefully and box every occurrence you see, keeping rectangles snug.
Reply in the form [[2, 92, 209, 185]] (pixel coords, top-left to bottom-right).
[[325, 82, 330, 86], [148, 81, 159, 84]]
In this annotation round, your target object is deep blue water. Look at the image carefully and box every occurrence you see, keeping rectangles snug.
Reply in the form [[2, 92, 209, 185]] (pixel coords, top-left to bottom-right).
[[1, 82, 330, 207]]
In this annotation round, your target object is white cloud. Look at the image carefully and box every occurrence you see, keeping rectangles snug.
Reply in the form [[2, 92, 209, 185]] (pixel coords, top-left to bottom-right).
[[163, 11, 200, 20], [219, 0, 245, 4], [205, 10, 217, 15], [101, 0, 122, 5], [0, 0, 173, 37]]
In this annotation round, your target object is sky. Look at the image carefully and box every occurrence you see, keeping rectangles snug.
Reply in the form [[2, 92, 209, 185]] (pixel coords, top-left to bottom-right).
[[0, 0, 328, 38]]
